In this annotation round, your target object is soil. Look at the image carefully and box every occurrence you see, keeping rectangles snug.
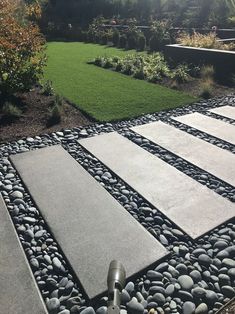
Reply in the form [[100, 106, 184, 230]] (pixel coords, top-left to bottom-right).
[[0, 87, 91, 144]]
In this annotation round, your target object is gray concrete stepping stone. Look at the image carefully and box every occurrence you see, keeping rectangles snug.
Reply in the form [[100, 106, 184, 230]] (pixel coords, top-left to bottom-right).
[[172, 112, 235, 145], [131, 121, 235, 187], [209, 105, 235, 120], [10, 146, 168, 300], [0, 195, 48, 314], [79, 132, 235, 239]]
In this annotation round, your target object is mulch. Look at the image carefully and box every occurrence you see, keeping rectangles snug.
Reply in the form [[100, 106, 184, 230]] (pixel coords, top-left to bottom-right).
[[0, 87, 91, 144]]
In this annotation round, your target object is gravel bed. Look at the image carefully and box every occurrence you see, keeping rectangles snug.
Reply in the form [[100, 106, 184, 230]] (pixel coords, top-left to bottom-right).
[[0, 95, 235, 314]]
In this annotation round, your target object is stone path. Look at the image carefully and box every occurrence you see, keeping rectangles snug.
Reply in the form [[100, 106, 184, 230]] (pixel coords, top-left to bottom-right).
[[10, 145, 168, 300], [131, 121, 235, 187], [1, 98, 235, 314], [0, 195, 48, 314], [173, 112, 235, 145], [79, 132, 235, 239], [209, 105, 235, 120]]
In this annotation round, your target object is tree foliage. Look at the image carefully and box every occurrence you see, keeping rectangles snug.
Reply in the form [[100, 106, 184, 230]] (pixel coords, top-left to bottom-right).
[[40, 0, 235, 29], [0, 0, 46, 98]]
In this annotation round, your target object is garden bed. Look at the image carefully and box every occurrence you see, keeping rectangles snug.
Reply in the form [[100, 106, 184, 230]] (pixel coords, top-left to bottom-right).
[[165, 44, 235, 81], [0, 87, 90, 144]]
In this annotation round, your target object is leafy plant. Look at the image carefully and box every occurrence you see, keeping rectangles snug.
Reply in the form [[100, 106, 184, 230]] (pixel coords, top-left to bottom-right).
[[149, 21, 171, 51], [172, 64, 190, 83], [0, 0, 46, 99], [200, 65, 215, 80], [119, 34, 127, 49], [93, 53, 177, 83], [177, 32, 235, 50], [47, 94, 63, 126], [126, 24, 141, 50], [137, 33, 146, 51], [2, 101, 22, 119], [42, 80, 54, 96], [48, 104, 62, 125], [200, 79, 213, 99], [112, 29, 120, 47]]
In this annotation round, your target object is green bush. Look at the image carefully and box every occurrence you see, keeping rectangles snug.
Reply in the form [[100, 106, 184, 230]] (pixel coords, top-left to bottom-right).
[[2, 101, 22, 119], [133, 67, 145, 80], [127, 34, 138, 49], [137, 33, 146, 51], [42, 80, 54, 96], [119, 34, 127, 48], [92, 53, 196, 89], [149, 21, 171, 51], [103, 58, 114, 68], [126, 24, 141, 50], [94, 56, 103, 67], [47, 94, 63, 126], [200, 80, 213, 99], [200, 65, 215, 80], [112, 29, 120, 47], [0, 0, 46, 99], [49, 104, 62, 125], [172, 64, 190, 83], [177, 32, 235, 51], [149, 33, 161, 51]]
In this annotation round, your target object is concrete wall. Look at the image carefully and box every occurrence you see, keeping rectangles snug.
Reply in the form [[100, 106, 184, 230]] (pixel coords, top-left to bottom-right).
[[165, 44, 235, 80]]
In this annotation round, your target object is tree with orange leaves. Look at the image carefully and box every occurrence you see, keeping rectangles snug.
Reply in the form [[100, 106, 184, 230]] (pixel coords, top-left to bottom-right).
[[0, 0, 46, 99]]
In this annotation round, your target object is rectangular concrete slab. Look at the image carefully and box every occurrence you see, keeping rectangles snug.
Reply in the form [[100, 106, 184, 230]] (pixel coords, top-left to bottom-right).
[[173, 112, 235, 145], [209, 105, 235, 120], [79, 132, 235, 239], [0, 195, 48, 314], [131, 121, 235, 187], [10, 146, 168, 300]]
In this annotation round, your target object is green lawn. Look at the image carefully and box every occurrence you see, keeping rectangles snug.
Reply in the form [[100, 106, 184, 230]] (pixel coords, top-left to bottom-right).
[[44, 42, 196, 122]]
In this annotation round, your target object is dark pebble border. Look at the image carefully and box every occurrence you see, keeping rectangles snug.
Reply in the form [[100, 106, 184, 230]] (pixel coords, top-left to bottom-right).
[[0, 94, 235, 314]]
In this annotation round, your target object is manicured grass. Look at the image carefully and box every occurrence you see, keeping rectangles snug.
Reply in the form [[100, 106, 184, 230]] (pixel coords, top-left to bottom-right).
[[44, 42, 196, 122]]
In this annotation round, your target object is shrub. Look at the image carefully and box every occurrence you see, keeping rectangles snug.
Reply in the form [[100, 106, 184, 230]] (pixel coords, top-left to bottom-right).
[[100, 32, 108, 45], [54, 94, 63, 107], [47, 94, 63, 125], [48, 105, 62, 125], [2, 101, 22, 119], [0, 0, 46, 99], [133, 67, 145, 80], [172, 64, 190, 83], [127, 34, 138, 49], [200, 65, 215, 80], [42, 80, 54, 96], [200, 79, 213, 99], [92, 53, 194, 88], [149, 33, 161, 51], [115, 62, 123, 72], [137, 33, 146, 51], [103, 58, 114, 69], [177, 32, 235, 50], [149, 21, 171, 51], [94, 56, 103, 67], [126, 24, 141, 50], [112, 29, 120, 47], [119, 34, 127, 48]]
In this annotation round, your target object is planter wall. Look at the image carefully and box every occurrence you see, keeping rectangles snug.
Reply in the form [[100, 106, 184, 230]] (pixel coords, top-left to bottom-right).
[[165, 44, 235, 81]]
